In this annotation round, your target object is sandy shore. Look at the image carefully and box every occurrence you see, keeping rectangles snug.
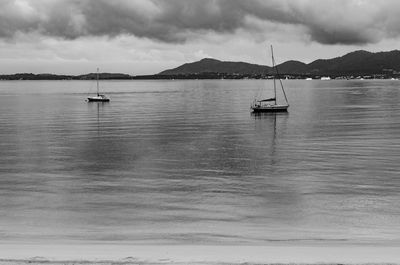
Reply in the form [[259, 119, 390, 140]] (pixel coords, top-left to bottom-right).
[[1, 244, 400, 264]]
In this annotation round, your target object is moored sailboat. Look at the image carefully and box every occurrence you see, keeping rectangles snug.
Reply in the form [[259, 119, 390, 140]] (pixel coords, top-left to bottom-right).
[[87, 68, 110, 102], [251, 46, 289, 112]]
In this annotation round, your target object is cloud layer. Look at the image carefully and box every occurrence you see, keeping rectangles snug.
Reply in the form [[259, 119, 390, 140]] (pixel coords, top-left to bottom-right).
[[1, 0, 400, 45]]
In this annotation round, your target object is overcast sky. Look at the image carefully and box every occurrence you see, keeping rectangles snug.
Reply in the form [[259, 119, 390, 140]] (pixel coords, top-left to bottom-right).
[[1, 0, 400, 75]]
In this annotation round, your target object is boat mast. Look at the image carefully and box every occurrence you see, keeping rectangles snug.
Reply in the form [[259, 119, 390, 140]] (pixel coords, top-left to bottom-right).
[[96, 68, 99, 96], [271, 45, 277, 105], [271, 46, 289, 105]]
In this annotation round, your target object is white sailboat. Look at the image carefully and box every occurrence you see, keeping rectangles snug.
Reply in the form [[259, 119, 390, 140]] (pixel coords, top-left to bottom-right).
[[251, 46, 289, 112], [87, 68, 110, 102]]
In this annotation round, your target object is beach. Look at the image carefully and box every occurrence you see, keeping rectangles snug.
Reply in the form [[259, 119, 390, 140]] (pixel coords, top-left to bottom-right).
[[1, 244, 400, 264]]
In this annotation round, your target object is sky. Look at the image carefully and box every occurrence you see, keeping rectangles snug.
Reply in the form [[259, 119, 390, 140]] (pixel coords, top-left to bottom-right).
[[1, 0, 400, 75]]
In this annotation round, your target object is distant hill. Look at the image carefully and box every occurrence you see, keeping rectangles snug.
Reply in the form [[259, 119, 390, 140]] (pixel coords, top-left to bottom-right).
[[0, 72, 134, 80], [159, 58, 271, 75], [76, 73, 133, 80], [2, 50, 400, 80], [275, 60, 308, 74], [306, 50, 400, 75], [0, 73, 73, 80], [159, 50, 400, 76]]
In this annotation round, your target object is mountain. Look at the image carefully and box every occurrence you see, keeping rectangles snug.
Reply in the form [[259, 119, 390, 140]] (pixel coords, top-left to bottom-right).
[[159, 58, 271, 75], [159, 50, 400, 76], [275, 60, 308, 74], [306, 50, 400, 75], [2, 50, 400, 80]]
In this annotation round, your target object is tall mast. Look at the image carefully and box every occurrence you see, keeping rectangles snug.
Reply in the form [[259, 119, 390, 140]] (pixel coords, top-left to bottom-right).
[[271, 46, 289, 105], [271, 45, 277, 104], [96, 68, 99, 96]]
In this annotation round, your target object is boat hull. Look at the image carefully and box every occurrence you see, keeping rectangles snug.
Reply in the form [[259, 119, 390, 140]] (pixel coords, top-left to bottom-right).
[[87, 97, 110, 102], [251, 105, 288, 112]]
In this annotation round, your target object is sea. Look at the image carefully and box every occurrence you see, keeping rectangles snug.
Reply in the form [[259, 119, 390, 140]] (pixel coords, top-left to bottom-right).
[[0, 79, 400, 246]]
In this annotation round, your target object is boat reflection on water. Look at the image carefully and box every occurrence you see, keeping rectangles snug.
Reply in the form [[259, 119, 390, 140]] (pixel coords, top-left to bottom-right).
[[251, 112, 288, 166], [87, 101, 109, 136], [251, 111, 289, 133]]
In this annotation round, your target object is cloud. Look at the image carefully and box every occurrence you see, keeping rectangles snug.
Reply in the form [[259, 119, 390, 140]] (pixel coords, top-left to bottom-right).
[[1, 0, 400, 45]]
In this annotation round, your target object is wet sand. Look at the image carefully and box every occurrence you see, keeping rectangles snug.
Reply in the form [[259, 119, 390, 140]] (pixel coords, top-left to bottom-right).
[[1, 244, 400, 264]]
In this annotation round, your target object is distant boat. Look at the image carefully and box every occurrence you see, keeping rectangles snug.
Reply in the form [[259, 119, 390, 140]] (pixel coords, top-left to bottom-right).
[[251, 45, 289, 112], [320, 76, 331, 80], [305, 77, 312, 80], [87, 68, 110, 102]]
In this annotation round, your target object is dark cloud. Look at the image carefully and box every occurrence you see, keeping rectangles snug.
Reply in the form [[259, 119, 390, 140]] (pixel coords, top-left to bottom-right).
[[0, 0, 400, 45]]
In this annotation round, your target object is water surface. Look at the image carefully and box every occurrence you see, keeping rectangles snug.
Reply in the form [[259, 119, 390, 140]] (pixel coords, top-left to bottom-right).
[[0, 79, 399, 244]]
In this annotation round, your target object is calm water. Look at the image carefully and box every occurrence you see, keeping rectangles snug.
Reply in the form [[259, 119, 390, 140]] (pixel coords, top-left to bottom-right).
[[0, 79, 399, 245]]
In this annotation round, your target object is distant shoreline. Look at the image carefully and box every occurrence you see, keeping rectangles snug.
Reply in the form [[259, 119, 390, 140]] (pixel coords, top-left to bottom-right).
[[3, 49, 400, 81], [1, 72, 399, 81]]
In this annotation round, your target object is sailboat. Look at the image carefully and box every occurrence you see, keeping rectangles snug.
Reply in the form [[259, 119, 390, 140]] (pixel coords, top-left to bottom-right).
[[87, 68, 110, 102], [251, 45, 289, 112]]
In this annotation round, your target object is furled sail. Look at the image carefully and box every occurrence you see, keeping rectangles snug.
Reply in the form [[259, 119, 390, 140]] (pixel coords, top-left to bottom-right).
[[259, 97, 276, 102]]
